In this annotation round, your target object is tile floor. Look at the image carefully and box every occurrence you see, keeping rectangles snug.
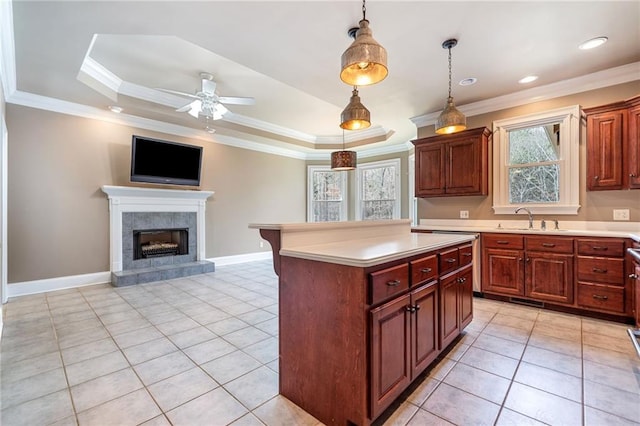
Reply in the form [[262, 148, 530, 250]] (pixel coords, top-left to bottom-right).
[[1, 259, 640, 426]]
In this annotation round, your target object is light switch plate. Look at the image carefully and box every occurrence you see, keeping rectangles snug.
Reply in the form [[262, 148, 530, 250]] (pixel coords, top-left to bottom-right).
[[460, 210, 469, 219], [613, 209, 630, 221]]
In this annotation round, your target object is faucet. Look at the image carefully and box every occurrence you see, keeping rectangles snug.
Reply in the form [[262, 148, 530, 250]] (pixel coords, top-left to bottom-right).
[[515, 207, 534, 229]]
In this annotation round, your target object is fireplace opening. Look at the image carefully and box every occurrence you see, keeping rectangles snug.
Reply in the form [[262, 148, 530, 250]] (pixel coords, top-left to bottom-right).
[[133, 228, 188, 260]]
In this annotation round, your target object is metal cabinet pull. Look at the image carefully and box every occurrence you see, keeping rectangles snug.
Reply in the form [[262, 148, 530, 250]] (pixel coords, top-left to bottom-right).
[[445, 258, 456, 264], [496, 240, 509, 245], [457, 277, 467, 284], [630, 273, 639, 279], [592, 246, 608, 251], [420, 267, 432, 273], [386, 280, 401, 287], [406, 305, 415, 313], [592, 294, 608, 301], [414, 304, 421, 311], [542, 243, 556, 248], [592, 268, 608, 274], [462, 253, 472, 257]]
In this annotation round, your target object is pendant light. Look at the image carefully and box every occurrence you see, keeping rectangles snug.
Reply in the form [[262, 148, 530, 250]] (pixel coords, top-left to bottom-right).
[[435, 39, 467, 135], [340, 86, 371, 130], [340, 0, 388, 86], [331, 130, 357, 170]]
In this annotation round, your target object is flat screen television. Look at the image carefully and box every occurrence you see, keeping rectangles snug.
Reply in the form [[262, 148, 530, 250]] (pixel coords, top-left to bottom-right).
[[130, 135, 203, 187]]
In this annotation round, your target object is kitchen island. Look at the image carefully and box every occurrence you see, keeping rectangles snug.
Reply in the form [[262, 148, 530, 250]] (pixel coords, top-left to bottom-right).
[[250, 220, 476, 426]]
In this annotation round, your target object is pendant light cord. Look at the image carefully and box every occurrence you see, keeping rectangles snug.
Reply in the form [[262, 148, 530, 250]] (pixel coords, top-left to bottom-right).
[[447, 46, 452, 99], [362, 0, 366, 20]]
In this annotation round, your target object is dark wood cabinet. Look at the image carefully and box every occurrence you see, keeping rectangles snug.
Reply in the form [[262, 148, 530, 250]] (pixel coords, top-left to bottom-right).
[[483, 248, 525, 296], [413, 127, 491, 197], [439, 264, 473, 349], [585, 95, 640, 191], [526, 252, 574, 304], [411, 282, 439, 377]]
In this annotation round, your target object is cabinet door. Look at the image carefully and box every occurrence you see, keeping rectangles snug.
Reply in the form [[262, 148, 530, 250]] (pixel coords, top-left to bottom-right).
[[628, 103, 640, 189], [446, 137, 480, 194], [410, 281, 439, 378], [634, 263, 640, 328], [482, 248, 525, 296], [586, 109, 626, 190], [439, 272, 460, 349], [525, 252, 574, 304], [415, 143, 445, 196], [370, 294, 411, 420], [458, 265, 473, 329]]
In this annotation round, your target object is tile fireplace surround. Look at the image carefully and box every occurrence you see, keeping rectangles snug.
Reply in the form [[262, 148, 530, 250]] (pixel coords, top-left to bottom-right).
[[101, 186, 215, 286]]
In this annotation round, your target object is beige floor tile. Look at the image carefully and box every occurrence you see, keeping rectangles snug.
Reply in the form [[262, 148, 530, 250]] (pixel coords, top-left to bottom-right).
[[225, 366, 279, 410], [531, 321, 582, 342], [514, 361, 583, 402], [426, 357, 457, 381], [504, 382, 582, 425], [490, 313, 535, 331], [155, 317, 201, 335], [584, 359, 640, 394], [242, 336, 279, 364], [495, 408, 547, 426], [223, 326, 271, 349], [378, 400, 420, 426], [0, 389, 74, 426], [482, 322, 531, 344], [165, 387, 248, 426], [147, 367, 219, 412], [443, 362, 511, 404], [65, 351, 130, 386], [57, 326, 110, 350], [423, 383, 500, 425], [583, 344, 640, 374], [527, 332, 582, 358], [70, 368, 143, 412], [582, 318, 630, 339], [139, 415, 172, 426], [584, 406, 640, 426], [133, 351, 196, 386], [167, 326, 217, 349], [0, 367, 68, 409], [406, 408, 454, 425], [105, 317, 152, 335], [405, 377, 440, 407], [584, 379, 640, 422], [201, 350, 262, 384], [459, 346, 519, 379], [254, 317, 279, 336], [112, 325, 164, 349], [442, 341, 469, 361], [76, 388, 161, 426], [521, 345, 582, 377], [182, 337, 237, 365], [121, 337, 178, 365], [472, 333, 526, 359], [583, 331, 638, 355], [1, 350, 63, 384], [497, 305, 539, 321], [0, 336, 60, 365], [61, 337, 119, 365], [252, 395, 321, 426], [536, 310, 582, 330]]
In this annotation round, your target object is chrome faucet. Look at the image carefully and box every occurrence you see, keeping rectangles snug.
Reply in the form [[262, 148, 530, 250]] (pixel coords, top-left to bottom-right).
[[515, 207, 534, 229]]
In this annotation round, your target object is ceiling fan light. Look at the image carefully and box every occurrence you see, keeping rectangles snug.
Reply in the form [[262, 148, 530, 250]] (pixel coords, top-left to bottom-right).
[[340, 19, 388, 86], [331, 150, 357, 171], [435, 97, 467, 135], [340, 88, 371, 130]]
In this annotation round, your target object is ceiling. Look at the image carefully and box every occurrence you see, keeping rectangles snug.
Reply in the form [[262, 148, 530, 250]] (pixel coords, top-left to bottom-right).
[[4, 1, 640, 159]]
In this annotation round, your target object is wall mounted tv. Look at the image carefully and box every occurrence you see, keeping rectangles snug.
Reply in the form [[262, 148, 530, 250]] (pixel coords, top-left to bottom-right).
[[130, 135, 203, 187]]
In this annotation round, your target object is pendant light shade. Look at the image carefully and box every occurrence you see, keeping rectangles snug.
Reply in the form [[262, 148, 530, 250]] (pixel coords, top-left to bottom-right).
[[331, 150, 357, 171], [340, 87, 371, 130], [340, 0, 388, 86], [435, 39, 466, 135]]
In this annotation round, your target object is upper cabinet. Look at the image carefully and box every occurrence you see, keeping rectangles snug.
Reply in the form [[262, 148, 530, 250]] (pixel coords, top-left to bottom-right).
[[412, 127, 491, 197], [585, 95, 640, 191]]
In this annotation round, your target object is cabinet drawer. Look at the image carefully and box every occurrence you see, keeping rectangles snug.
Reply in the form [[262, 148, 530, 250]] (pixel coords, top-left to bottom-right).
[[369, 264, 409, 305], [439, 247, 459, 275], [577, 282, 625, 314], [577, 239, 625, 257], [483, 234, 524, 249], [525, 236, 573, 254], [459, 244, 473, 267], [410, 255, 437, 286], [577, 256, 624, 285]]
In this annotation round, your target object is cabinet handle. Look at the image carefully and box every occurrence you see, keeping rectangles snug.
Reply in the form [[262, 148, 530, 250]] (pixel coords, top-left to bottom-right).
[[406, 305, 416, 313], [457, 277, 467, 284], [592, 268, 608, 274], [462, 253, 472, 257], [592, 294, 609, 301], [629, 273, 639, 279], [519, 257, 523, 262], [414, 304, 421, 311], [445, 258, 457, 264], [542, 243, 556, 248], [630, 173, 637, 178], [496, 240, 510, 245], [526, 258, 531, 263], [594, 175, 600, 180], [420, 267, 432, 273], [591, 246, 608, 251], [386, 280, 401, 287]]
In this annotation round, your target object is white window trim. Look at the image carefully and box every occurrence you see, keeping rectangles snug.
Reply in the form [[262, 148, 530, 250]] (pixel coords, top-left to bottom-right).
[[307, 165, 348, 222], [356, 158, 401, 220], [492, 105, 582, 215], [408, 154, 417, 226]]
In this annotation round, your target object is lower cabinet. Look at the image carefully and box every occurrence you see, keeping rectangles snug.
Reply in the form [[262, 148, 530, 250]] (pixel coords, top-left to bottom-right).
[[440, 264, 473, 349]]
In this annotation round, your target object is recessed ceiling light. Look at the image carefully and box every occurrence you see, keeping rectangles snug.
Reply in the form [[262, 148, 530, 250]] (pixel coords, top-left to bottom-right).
[[518, 75, 538, 84], [459, 78, 477, 86], [108, 106, 123, 113], [579, 36, 608, 50]]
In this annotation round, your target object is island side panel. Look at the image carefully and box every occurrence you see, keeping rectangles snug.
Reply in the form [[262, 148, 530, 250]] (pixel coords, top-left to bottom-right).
[[279, 256, 369, 426]]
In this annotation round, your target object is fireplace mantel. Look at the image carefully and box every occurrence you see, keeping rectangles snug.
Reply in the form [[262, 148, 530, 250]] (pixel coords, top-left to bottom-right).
[[101, 185, 214, 272]]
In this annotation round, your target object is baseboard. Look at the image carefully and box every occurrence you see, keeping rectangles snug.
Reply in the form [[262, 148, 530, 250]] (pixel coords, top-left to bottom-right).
[[7, 271, 111, 299], [209, 251, 271, 266], [5, 252, 271, 298]]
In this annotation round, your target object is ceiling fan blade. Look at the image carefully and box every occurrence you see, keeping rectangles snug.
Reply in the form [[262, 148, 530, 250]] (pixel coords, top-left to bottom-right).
[[176, 100, 196, 113], [213, 103, 229, 119], [155, 87, 199, 99], [201, 78, 217, 96], [187, 100, 202, 118], [218, 96, 256, 105]]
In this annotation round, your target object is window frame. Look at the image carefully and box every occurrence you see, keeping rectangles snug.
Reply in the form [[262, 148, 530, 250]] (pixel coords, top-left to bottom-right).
[[356, 158, 401, 220], [492, 105, 581, 215], [307, 165, 348, 222]]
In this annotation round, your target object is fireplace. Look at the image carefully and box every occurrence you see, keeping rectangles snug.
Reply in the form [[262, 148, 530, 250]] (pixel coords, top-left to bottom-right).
[[133, 228, 188, 260]]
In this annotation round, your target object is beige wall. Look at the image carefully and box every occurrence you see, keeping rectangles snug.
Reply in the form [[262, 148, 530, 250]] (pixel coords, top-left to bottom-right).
[[7, 105, 306, 283], [416, 81, 640, 223]]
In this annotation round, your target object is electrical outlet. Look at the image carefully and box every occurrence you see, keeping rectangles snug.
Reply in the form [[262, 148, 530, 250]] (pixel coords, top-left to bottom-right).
[[259, 241, 265, 248], [613, 209, 630, 221], [460, 210, 469, 219]]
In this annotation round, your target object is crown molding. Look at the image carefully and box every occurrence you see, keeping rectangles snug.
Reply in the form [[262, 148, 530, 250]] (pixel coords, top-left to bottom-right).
[[0, 0, 16, 100], [410, 62, 640, 128]]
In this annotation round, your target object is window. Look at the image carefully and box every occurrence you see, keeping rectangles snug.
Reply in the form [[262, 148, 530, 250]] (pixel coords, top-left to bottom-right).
[[307, 166, 347, 222], [493, 105, 581, 215], [356, 158, 401, 220]]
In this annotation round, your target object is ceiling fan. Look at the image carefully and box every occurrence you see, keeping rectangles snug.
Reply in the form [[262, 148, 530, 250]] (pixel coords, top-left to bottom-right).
[[157, 72, 255, 120]]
